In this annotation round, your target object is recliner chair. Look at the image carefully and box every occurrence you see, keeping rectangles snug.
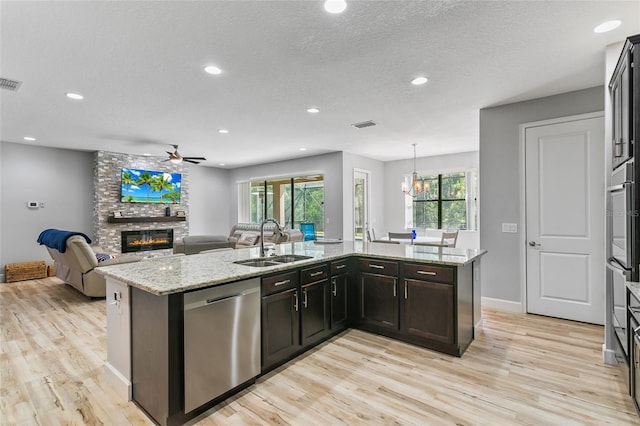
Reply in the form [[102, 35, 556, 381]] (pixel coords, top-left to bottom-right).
[[45, 235, 140, 297]]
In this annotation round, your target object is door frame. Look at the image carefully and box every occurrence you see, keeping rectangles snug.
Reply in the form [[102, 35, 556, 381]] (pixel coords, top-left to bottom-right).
[[518, 111, 604, 314], [353, 168, 371, 242]]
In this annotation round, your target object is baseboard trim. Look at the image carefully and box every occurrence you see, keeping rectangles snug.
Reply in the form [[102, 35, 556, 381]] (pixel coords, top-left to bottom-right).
[[104, 362, 132, 401], [481, 297, 523, 313], [602, 345, 618, 365]]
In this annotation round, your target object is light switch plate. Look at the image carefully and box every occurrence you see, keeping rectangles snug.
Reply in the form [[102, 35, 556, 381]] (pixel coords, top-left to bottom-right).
[[502, 223, 518, 233]]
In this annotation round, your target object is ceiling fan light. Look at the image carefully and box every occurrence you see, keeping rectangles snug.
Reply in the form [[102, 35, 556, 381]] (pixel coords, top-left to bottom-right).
[[169, 158, 182, 164]]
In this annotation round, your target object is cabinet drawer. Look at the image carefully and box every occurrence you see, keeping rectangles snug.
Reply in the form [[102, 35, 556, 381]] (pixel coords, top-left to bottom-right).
[[331, 260, 350, 275], [262, 271, 299, 296], [301, 264, 329, 284], [358, 258, 398, 276], [403, 263, 454, 284]]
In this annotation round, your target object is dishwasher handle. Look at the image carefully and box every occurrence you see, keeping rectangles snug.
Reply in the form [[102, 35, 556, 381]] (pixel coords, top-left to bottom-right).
[[184, 283, 260, 311], [206, 293, 246, 305]]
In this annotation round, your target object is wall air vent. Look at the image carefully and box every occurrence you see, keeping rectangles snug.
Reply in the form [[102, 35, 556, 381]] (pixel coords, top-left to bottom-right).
[[0, 77, 23, 92], [351, 120, 376, 129]]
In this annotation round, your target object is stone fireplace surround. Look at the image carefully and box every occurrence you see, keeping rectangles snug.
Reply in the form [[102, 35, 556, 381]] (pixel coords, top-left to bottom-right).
[[93, 151, 189, 256]]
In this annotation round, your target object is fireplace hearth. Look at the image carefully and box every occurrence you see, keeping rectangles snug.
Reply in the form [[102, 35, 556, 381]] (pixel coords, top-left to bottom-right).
[[121, 229, 174, 253]]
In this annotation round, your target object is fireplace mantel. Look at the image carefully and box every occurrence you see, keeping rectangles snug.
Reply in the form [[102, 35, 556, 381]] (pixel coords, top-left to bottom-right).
[[107, 216, 186, 224]]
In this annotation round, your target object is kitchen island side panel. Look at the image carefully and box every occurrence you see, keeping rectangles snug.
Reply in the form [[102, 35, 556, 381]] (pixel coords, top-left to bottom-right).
[[131, 287, 184, 426]]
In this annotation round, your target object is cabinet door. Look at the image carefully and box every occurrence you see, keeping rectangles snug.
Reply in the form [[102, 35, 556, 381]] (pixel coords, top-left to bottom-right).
[[301, 280, 328, 347], [261, 288, 301, 369], [330, 273, 348, 331], [358, 272, 398, 330], [611, 49, 631, 166], [402, 279, 454, 344]]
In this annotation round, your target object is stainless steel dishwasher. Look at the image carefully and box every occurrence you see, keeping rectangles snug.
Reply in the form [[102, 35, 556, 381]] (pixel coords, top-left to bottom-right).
[[183, 278, 261, 412]]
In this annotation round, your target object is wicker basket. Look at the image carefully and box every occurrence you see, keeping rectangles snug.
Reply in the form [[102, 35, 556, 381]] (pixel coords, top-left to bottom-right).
[[5, 261, 47, 283]]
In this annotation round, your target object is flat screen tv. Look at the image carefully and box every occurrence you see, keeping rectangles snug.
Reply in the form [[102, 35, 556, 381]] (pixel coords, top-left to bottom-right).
[[121, 168, 181, 203]]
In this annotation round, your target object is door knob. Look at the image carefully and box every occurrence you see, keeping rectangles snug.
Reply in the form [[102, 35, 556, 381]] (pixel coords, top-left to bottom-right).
[[529, 241, 541, 247]]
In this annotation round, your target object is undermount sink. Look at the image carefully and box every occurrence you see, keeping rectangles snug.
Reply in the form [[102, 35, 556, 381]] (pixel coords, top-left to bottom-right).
[[269, 254, 312, 263], [233, 259, 282, 267], [233, 254, 313, 267]]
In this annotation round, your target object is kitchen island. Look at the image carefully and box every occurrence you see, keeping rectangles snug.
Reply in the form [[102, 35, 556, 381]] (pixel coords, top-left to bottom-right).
[[98, 240, 486, 426]]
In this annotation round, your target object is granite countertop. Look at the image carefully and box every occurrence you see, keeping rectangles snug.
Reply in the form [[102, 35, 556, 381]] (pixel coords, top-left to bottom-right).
[[628, 282, 640, 302], [97, 240, 487, 296]]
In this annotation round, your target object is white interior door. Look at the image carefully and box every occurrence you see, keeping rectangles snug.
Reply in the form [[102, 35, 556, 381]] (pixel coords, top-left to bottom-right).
[[525, 115, 604, 324], [353, 170, 370, 241]]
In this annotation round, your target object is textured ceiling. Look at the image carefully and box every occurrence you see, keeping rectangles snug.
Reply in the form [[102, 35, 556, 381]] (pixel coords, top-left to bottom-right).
[[1, 1, 639, 168]]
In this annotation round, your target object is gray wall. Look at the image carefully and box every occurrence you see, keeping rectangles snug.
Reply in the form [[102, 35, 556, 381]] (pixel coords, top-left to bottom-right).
[[0, 142, 94, 280], [188, 164, 232, 235], [479, 86, 604, 303], [228, 152, 344, 238]]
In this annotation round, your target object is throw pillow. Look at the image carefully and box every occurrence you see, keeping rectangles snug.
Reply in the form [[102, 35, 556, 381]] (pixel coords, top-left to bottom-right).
[[96, 253, 117, 262], [236, 233, 259, 246]]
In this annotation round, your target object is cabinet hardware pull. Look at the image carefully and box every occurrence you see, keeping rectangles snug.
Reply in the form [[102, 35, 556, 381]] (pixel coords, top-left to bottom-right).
[[404, 281, 408, 299], [336, 264, 346, 269], [310, 271, 323, 277], [332, 279, 337, 296], [370, 264, 384, 269], [274, 279, 291, 286], [294, 291, 298, 311], [393, 284, 396, 297], [303, 288, 308, 308], [417, 270, 436, 276]]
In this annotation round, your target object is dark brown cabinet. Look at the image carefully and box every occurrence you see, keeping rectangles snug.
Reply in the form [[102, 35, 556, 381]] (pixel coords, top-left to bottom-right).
[[329, 260, 349, 331], [402, 263, 455, 344], [261, 271, 301, 370], [357, 259, 399, 331], [402, 279, 454, 344], [610, 34, 639, 170], [300, 263, 330, 347]]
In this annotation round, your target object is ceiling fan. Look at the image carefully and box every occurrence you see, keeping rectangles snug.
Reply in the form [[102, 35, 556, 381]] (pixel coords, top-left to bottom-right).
[[163, 144, 206, 164]]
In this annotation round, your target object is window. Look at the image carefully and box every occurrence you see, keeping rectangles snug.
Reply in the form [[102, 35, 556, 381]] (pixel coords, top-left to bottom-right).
[[406, 170, 477, 230], [246, 175, 325, 237]]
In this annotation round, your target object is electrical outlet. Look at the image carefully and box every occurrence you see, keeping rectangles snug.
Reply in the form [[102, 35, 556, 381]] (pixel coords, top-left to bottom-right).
[[502, 223, 518, 233]]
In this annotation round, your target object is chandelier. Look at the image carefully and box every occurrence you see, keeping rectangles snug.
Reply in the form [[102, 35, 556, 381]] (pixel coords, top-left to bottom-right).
[[402, 144, 424, 197]]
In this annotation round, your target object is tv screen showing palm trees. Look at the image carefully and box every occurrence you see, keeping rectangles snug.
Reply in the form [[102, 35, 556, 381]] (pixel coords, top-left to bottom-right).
[[121, 168, 181, 203]]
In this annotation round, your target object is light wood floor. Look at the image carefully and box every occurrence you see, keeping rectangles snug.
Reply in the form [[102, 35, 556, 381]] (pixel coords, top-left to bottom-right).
[[1, 277, 637, 425]]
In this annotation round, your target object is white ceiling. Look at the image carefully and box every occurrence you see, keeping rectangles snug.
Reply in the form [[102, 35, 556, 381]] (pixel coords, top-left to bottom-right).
[[1, 1, 639, 168]]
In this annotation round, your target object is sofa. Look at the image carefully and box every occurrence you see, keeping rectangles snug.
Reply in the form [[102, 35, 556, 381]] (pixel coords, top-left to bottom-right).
[[173, 223, 305, 255], [45, 235, 140, 297], [173, 235, 233, 255]]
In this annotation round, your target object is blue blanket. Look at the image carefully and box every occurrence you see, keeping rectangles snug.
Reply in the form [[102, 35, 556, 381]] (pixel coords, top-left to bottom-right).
[[37, 229, 92, 253]]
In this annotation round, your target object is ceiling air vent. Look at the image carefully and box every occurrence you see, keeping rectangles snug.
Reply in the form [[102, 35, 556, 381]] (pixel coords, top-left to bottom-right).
[[0, 77, 23, 92], [351, 120, 376, 129]]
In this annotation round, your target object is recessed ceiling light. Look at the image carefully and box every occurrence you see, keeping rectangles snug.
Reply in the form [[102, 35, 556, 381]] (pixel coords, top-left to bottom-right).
[[142, 153, 151, 156], [307, 107, 320, 113], [204, 65, 222, 75], [218, 129, 229, 134], [218, 163, 225, 166], [324, 0, 347, 14], [411, 76, 428, 85], [300, 148, 307, 151], [594, 20, 621, 33], [23, 136, 36, 141], [65, 92, 84, 100]]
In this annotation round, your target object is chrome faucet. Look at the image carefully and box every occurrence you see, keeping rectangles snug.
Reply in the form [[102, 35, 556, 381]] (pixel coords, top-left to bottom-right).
[[260, 218, 282, 257]]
